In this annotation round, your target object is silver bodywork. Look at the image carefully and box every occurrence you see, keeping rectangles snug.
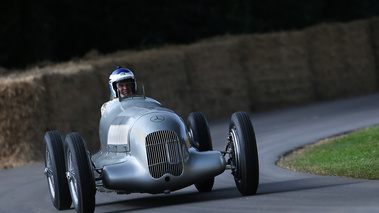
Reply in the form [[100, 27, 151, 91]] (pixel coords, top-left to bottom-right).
[[92, 95, 226, 194]]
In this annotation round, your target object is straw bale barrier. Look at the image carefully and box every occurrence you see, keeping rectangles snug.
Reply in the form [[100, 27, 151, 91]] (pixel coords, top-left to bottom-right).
[[0, 75, 45, 168], [184, 37, 252, 118], [1, 18, 379, 169], [240, 31, 313, 111], [306, 19, 377, 100]]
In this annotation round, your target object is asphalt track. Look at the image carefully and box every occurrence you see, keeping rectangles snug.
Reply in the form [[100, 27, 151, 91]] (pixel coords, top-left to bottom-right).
[[1, 93, 379, 213]]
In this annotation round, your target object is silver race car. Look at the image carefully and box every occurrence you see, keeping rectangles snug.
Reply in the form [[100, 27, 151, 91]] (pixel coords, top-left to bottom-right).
[[43, 85, 259, 213]]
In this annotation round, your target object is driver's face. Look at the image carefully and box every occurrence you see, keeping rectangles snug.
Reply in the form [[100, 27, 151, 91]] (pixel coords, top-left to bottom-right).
[[117, 79, 133, 96]]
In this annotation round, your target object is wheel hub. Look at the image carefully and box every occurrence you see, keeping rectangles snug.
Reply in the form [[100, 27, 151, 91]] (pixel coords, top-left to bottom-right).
[[228, 127, 240, 177]]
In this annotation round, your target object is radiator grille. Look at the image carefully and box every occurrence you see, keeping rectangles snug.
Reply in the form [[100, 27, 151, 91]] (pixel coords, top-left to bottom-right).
[[145, 130, 183, 178]]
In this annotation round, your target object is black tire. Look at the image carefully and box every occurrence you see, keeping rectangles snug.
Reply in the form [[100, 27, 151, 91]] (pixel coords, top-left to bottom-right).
[[43, 130, 72, 210], [65, 132, 96, 213], [187, 112, 213, 151], [229, 112, 259, 196], [187, 112, 214, 192]]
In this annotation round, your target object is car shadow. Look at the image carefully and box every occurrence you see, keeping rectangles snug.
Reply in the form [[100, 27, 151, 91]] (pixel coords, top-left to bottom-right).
[[96, 177, 365, 212], [96, 187, 241, 212]]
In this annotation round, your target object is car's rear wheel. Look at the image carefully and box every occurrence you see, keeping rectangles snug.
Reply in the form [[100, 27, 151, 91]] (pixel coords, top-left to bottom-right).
[[44, 130, 72, 210], [187, 112, 214, 192], [65, 132, 95, 213], [228, 112, 259, 196]]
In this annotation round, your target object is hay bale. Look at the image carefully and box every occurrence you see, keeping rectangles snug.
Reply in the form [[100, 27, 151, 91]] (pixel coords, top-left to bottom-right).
[[240, 31, 313, 111], [184, 37, 250, 119], [369, 17, 379, 83], [0, 75, 45, 168], [306, 19, 377, 100]]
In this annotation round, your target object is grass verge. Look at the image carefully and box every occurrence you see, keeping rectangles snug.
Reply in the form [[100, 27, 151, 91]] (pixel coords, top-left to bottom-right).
[[277, 125, 379, 180]]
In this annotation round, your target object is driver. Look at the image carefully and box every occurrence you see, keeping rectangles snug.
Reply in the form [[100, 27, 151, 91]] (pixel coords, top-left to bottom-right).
[[101, 66, 137, 115], [109, 66, 136, 98]]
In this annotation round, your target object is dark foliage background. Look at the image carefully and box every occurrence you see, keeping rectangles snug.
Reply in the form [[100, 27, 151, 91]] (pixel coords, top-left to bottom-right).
[[1, 0, 379, 69]]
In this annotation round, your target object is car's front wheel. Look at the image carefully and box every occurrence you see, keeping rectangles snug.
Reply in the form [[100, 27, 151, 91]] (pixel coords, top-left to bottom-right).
[[228, 112, 259, 196], [65, 132, 95, 213]]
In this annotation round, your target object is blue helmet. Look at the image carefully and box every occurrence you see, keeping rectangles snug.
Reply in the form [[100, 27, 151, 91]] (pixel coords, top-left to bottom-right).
[[109, 67, 136, 98]]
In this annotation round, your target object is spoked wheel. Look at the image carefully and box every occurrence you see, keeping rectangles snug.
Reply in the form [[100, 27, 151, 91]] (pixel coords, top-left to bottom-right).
[[187, 112, 214, 192], [43, 130, 72, 210], [228, 111, 259, 196], [65, 132, 96, 213]]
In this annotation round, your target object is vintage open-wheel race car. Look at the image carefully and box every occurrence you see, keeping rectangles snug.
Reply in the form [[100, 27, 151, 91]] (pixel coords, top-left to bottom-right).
[[43, 85, 259, 213]]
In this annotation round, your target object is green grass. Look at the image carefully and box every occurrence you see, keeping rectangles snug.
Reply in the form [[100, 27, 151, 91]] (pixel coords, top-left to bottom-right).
[[277, 125, 379, 180]]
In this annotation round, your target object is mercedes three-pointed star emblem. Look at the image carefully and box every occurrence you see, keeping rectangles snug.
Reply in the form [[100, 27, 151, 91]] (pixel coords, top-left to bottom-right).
[[150, 115, 165, 122]]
